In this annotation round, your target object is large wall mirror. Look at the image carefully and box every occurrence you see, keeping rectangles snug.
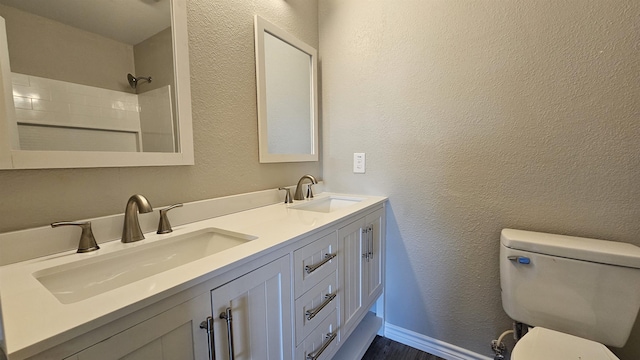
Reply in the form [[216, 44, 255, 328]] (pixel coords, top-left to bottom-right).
[[254, 15, 318, 163], [0, 0, 193, 169]]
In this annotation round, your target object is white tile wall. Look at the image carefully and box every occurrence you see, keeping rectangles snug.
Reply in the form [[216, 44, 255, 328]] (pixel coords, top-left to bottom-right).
[[11, 73, 141, 133], [138, 86, 175, 152], [18, 124, 139, 152], [10, 73, 176, 153]]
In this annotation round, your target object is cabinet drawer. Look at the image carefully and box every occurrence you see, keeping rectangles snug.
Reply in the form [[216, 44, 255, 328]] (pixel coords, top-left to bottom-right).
[[295, 272, 338, 345], [295, 309, 339, 360], [294, 232, 338, 297]]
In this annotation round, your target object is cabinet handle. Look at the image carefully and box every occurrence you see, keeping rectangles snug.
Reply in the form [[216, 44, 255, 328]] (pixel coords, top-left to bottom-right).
[[199, 316, 216, 360], [220, 307, 234, 360], [305, 253, 337, 274], [362, 228, 369, 260], [368, 225, 374, 260], [306, 332, 337, 360], [305, 293, 337, 321]]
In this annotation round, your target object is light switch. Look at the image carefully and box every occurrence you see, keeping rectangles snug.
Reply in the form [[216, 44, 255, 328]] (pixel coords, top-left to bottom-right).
[[353, 153, 365, 173]]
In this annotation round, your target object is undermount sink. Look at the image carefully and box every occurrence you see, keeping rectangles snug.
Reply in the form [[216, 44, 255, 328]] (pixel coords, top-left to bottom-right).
[[34, 228, 256, 304], [291, 196, 364, 213]]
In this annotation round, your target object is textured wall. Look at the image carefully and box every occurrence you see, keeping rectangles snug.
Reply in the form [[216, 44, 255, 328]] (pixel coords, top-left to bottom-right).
[[0, 0, 320, 233], [319, 0, 640, 358]]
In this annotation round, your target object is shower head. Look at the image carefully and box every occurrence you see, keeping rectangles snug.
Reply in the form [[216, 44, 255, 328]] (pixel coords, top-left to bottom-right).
[[127, 73, 152, 89]]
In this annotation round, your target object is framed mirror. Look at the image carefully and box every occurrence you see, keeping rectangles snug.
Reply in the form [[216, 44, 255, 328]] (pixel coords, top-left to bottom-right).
[[0, 0, 193, 169], [254, 15, 318, 163]]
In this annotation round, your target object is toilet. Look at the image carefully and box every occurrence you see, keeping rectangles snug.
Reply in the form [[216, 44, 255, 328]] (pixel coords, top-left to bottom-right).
[[500, 229, 640, 360]]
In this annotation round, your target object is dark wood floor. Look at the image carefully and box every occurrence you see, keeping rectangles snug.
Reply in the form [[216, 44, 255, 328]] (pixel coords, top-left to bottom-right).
[[361, 336, 446, 360]]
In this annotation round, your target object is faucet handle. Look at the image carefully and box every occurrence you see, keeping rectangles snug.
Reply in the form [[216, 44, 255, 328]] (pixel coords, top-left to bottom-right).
[[51, 221, 100, 253], [306, 184, 314, 199], [157, 203, 183, 234], [278, 187, 293, 204]]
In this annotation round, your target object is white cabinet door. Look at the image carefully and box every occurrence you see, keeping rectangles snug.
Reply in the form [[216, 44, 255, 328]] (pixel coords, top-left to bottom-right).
[[210, 255, 292, 360], [74, 292, 211, 360], [338, 218, 365, 338], [338, 207, 385, 340], [364, 208, 384, 306]]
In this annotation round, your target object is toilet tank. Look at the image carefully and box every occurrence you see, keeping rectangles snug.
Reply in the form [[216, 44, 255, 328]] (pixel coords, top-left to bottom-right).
[[500, 229, 640, 347]]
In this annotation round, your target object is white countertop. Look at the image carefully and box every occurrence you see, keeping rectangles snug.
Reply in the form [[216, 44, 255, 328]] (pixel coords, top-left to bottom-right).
[[0, 192, 386, 359]]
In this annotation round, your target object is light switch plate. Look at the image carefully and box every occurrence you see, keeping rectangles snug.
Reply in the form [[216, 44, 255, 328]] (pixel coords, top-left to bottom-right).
[[353, 153, 365, 173]]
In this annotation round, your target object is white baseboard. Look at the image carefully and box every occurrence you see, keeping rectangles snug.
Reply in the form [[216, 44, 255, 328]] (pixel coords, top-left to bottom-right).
[[384, 322, 493, 360]]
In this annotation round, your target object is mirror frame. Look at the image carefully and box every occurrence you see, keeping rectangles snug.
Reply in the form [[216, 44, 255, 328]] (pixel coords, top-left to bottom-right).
[[0, 0, 193, 169], [254, 15, 318, 163]]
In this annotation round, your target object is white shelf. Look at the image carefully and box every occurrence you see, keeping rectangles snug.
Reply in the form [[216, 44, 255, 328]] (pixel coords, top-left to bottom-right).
[[332, 311, 383, 360]]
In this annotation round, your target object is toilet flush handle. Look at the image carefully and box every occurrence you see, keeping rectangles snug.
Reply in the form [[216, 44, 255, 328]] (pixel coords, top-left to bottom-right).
[[507, 255, 531, 265]]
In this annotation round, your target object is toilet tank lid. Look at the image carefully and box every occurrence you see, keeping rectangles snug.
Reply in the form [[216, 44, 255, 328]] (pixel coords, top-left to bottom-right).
[[501, 229, 640, 269]]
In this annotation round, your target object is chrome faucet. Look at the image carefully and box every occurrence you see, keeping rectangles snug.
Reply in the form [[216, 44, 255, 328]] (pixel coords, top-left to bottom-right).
[[294, 174, 318, 200], [122, 194, 153, 243]]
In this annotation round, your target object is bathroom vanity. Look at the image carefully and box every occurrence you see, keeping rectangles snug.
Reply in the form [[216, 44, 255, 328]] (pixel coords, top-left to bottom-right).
[[0, 191, 386, 360]]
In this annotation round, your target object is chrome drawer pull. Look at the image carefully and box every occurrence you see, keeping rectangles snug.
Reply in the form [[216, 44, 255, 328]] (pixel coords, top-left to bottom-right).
[[220, 307, 234, 360], [199, 316, 216, 360], [305, 253, 337, 274], [368, 225, 374, 260], [362, 228, 369, 260], [305, 293, 337, 321], [306, 332, 337, 360]]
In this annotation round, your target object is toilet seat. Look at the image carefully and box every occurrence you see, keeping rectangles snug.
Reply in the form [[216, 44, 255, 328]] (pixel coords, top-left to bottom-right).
[[512, 327, 619, 360]]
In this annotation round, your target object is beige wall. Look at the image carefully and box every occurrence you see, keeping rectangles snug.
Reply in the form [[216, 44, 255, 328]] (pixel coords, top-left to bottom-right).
[[134, 27, 174, 93], [0, 0, 321, 233], [320, 0, 640, 359], [0, 4, 134, 92]]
